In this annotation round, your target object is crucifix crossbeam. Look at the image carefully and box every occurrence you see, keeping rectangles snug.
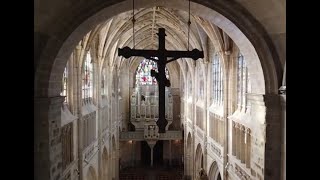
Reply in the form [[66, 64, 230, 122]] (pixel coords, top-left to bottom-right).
[[118, 28, 204, 133]]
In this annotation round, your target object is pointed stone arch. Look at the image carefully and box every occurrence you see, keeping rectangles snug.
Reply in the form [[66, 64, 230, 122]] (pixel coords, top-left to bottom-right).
[[208, 161, 221, 180], [195, 143, 203, 179], [86, 166, 97, 180], [102, 147, 109, 180]]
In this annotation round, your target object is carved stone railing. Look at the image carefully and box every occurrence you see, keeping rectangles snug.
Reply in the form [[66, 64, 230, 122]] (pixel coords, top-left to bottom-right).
[[207, 137, 223, 159], [119, 130, 182, 141], [235, 163, 251, 180], [119, 131, 144, 141], [158, 131, 183, 140], [101, 129, 110, 146], [196, 126, 204, 140], [82, 140, 98, 165]]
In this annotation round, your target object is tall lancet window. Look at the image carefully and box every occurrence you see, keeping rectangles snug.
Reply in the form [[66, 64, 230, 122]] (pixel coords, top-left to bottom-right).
[[135, 58, 169, 85], [237, 53, 250, 108], [197, 63, 204, 100], [82, 51, 93, 99], [211, 53, 223, 105], [61, 62, 68, 103]]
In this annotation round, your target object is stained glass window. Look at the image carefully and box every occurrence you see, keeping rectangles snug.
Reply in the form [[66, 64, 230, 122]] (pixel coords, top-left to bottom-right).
[[82, 51, 93, 99], [61, 62, 68, 103], [135, 58, 169, 85], [211, 53, 223, 105]]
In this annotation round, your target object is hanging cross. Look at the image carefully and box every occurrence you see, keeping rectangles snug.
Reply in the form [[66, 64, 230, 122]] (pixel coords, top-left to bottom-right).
[[118, 28, 204, 133]]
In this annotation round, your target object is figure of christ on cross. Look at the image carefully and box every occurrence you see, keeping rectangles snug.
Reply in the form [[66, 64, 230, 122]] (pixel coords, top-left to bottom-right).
[[118, 28, 204, 133]]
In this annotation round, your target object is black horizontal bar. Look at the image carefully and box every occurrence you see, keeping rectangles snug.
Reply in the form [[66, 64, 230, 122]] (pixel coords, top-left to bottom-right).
[[118, 47, 204, 60]]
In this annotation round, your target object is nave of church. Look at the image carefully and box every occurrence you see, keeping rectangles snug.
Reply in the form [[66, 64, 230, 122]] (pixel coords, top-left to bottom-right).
[[34, 0, 286, 180]]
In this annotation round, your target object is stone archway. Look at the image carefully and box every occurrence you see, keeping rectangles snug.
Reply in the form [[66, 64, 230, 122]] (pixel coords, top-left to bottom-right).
[[102, 147, 109, 180], [86, 166, 97, 180], [195, 143, 203, 179], [208, 161, 221, 180]]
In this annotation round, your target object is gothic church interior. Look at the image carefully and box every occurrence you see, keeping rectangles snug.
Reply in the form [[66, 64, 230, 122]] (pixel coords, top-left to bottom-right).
[[34, 0, 286, 179]]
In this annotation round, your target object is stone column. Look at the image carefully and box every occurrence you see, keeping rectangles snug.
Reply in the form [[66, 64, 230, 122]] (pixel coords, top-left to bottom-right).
[[147, 141, 157, 167], [169, 140, 172, 166], [34, 96, 64, 180], [238, 124, 243, 161], [112, 151, 117, 180], [245, 128, 251, 168], [232, 121, 236, 156], [240, 125, 245, 164], [220, 120, 223, 144], [264, 94, 281, 180], [235, 123, 240, 159], [280, 94, 286, 180], [116, 146, 120, 180], [95, 57, 101, 175], [184, 126, 188, 176], [213, 117, 216, 141], [185, 153, 190, 176]]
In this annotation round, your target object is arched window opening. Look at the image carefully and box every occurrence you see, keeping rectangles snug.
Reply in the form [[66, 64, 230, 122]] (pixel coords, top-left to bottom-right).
[[61, 62, 68, 103], [237, 53, 251, 109], [211, 53, 223, 105], [82, 51, 93, 100], [135, 58, 169, 86], [197, 63, 204, 100]]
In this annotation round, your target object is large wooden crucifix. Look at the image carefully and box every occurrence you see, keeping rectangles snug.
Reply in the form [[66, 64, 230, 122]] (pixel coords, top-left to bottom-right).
[[118, 28, 204, 133]]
